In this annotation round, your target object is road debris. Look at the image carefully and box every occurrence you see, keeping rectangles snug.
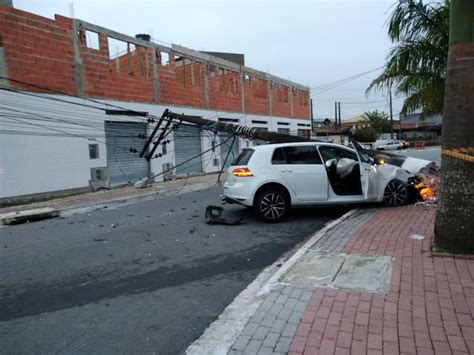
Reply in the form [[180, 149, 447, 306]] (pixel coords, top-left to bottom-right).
[[411, 162, 440, 206], [409, 234, 425, 240], [205, 205, 244, 225]]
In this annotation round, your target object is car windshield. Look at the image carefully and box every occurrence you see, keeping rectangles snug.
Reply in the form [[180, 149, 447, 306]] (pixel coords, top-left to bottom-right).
[[231, 148, 254, 165], [351, 140, 372, 164]]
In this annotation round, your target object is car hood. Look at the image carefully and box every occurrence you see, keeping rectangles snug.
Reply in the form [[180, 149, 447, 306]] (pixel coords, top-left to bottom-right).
[[369, 151, 434, 174]]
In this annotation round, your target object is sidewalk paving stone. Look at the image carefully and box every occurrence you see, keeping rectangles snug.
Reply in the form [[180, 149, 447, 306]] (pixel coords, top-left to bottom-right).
[[227, 205, 474, 354]]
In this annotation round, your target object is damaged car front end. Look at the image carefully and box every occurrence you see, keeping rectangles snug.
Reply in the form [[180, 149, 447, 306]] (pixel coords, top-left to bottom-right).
[[358, 141, 440, 206]]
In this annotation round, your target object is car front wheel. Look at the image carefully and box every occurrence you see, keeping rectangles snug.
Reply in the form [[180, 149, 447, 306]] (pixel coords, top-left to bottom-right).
[[383, 179, 409, 207], [253, 188, 289, 223]]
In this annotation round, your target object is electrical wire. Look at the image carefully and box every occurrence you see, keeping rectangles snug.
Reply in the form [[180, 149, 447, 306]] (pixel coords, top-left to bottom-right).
[[0, 77, 312, 186], [145, 135, 234, 184], [310, 66, 384, 96]]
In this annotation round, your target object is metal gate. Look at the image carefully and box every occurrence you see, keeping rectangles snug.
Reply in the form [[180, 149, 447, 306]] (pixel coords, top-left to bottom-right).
[[174, 125, 203, 177], [105, 121, 149, 186], [220, 133, 239, 168]]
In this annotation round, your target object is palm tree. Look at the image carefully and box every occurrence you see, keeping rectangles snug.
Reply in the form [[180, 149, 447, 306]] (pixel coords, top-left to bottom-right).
[[367, 0, 450, 115], [434, 0, 474, 252], [362, 110, 391, 133]]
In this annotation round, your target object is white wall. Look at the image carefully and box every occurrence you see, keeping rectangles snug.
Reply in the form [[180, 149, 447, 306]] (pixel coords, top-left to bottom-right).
[[0, 90, 311, 199]]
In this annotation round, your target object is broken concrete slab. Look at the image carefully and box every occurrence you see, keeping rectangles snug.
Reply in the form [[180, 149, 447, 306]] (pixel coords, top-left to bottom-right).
[[279, 250, 393, 294], [280, 250, 346, 287], [0, 207, 59, 225], [332, 253, 393, 294]]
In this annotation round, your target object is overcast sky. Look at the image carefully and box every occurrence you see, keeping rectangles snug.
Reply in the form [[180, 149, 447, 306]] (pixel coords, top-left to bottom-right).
[[14, 0, 406, 121]]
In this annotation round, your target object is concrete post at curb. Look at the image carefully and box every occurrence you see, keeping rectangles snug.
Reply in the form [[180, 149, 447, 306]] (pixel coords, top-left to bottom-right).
[[0, 208, 60, 225]]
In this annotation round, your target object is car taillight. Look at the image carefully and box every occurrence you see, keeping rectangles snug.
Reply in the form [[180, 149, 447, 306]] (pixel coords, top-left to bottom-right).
[[232, 168, 253, 177]]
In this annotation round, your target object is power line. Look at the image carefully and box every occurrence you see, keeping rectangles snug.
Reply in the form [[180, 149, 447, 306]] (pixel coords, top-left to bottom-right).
[[310, 66, 384, 96]]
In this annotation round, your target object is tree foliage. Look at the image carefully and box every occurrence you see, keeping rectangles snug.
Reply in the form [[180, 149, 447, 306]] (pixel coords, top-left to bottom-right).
[[352, 127, 378, 142], [362, 110, 391, 133], [367, 0, 450, 115]]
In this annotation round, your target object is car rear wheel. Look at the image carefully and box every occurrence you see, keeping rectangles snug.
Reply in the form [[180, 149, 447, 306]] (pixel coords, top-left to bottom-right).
[[253, 188, 289, 223], [383, 179, 409, 207]]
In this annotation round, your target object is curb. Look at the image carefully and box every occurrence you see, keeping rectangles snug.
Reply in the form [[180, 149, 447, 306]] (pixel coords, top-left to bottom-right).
[[185, 208, 359, 355], [1, 182, 218, 225], [61, 182, 217, 217]]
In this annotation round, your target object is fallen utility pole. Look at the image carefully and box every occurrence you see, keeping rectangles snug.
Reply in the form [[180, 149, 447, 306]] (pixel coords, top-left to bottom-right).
[[141, 109, 315, 161]]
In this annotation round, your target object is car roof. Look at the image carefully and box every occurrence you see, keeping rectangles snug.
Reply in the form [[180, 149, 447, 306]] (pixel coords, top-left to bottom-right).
[[247, 141, 355, 152]]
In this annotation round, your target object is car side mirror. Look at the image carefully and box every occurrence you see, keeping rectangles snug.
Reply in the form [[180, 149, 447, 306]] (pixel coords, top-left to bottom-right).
[[325, 158, 337, 169]]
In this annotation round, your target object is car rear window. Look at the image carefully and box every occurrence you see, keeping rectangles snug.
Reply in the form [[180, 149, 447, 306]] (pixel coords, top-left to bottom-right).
[[231, 149, 254, 165]]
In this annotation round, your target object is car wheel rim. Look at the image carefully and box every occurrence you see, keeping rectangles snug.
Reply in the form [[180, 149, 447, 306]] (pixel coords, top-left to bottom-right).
[[384, 180, 408, 207], [260, 193, 285, 220]]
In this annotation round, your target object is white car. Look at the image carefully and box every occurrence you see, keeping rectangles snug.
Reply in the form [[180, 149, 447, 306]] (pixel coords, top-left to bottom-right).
[[376, 140, 404, 150], [223, 141, 429, 222]]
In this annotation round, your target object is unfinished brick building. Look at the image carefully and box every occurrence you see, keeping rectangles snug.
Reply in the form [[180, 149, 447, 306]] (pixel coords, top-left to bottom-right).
[[0, 2, 311, 203]]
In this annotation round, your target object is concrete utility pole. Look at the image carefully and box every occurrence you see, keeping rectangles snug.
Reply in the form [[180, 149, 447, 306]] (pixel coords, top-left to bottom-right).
[[141, 109, 315, 161], [337, 102, 341, 130], [334, 102, 338, 130], [435, 0, 474, 251]]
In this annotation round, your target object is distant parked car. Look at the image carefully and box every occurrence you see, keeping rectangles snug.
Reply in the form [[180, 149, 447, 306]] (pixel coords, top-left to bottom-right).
[[361, 143, 374, 150], [223, 141, 428, 222], [401, 140, 410, 149], [376, 140, 404, 150]]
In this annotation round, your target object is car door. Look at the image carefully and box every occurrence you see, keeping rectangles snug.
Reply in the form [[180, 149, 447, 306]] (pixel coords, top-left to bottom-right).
[[272, 145, 328, 201], [351, 140, 382, 201], [318, 145, 363, 196]]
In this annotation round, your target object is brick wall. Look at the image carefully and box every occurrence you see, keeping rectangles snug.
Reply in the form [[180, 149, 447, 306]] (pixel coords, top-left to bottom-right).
[[292, 89, 310, 119], [271, 84, 291, 118], [244, 76, 270, 116], [0, 6, 75, 94], [80, 32, 155, 102], [208, 67, 242, 112], [0, 5, 310, 119], [158, 53, 206, 107]]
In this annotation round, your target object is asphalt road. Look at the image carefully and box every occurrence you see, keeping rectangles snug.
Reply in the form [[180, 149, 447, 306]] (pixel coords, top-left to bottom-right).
[[0, 186, 348, 354]]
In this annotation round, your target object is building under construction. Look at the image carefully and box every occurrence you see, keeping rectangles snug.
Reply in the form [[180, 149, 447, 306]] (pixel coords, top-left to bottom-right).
[[0, 2, 311, 204]]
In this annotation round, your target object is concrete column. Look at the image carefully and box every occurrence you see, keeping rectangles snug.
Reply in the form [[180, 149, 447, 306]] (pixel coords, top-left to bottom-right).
[[290, 87, 294, 118], [240, 69, 246, 113], [204, 63, 209, 108], [0, 46, 9, 88], [152, 49, 159, 103], [268, 79, 273, 116]]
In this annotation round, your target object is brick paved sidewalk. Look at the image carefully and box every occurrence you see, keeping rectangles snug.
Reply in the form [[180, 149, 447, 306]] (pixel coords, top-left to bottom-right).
[[0, 173, 221, 214], [229, 206, 474, 355]]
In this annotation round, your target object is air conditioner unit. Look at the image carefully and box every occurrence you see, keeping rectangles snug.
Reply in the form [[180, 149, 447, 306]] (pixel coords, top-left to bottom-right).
[[89, 167, 109, 190], [162, 163, 173, 181]]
